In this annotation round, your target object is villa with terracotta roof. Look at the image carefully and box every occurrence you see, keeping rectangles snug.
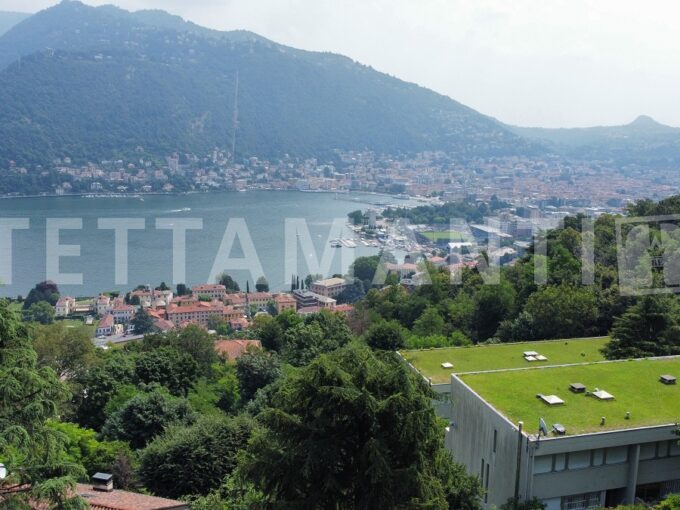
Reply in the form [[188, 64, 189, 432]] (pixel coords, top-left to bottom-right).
[[273, 293, 296, 313], [96, 295, 112, 316], [55, 296, 76, 317], [310, 277, 347, 298], [224, 293, 247, 307], [166, 301, 243, 328], [191, 283, 226, 300], [214, 339, 262, 360]]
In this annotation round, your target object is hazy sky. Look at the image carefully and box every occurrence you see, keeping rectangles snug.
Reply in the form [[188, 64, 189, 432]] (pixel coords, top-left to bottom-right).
[[4, 0, 680, 128]]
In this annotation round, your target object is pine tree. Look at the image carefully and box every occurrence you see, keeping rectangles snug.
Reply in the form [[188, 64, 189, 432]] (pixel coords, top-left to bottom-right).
[[0, 300, 86, 508], [240, 343, 482, 509]]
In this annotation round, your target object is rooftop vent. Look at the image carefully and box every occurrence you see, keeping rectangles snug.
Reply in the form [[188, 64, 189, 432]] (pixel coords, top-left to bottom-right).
[[441, 362, 453, 369], [569, 383, 586, 393], [91, 472, 113, 492], [537, 393, 564, 406], [591, 389, 614, 401], [524, 351, 547, 362], [660, 374, 676, 385], [552, 423, 566, 435]]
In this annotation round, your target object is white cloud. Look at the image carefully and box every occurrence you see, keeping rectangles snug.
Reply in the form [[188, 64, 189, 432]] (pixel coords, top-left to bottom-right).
[[4, 0, 680, 127]]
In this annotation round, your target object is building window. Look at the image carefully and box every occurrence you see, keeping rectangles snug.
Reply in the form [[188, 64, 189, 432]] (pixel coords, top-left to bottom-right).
[[605, 446, 628, 465], [568, 450, 590, 470], [640, 443, 656, 461], [670, 441, 680, 457], [484, 464, 490, 503], [481, 459, 485, 482], [591, 449, 604, 466], [533, 456, 552, 475], [562, 491, 601, 510], [493, 429, 498, 453], [657, 441, 670, 458], [554, 453, 567, 471]]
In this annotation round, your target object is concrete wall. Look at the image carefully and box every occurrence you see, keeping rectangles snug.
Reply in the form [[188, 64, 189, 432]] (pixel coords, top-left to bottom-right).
[[448, 372, 680, 508], [448, 374, 529, 508]]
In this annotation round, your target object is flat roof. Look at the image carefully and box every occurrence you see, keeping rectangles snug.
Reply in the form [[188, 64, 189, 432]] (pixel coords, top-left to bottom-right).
[[459, 357, 680, 435], [401, 337, 609, 383], [313, 277, 346, 287]]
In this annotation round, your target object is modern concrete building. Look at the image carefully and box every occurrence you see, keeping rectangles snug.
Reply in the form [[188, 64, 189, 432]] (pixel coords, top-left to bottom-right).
[[445, 357, 680, 509]]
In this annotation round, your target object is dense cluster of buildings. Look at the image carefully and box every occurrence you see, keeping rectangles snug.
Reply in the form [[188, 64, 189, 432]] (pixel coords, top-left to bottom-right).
[[55, 278, 353, 339], [5, 147, 680, 208]]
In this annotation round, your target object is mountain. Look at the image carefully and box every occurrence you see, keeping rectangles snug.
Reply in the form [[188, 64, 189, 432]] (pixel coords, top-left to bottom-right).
[[0, 1, 537, 165], [507, 116, 680, 166], [0, 11, 30, 37]]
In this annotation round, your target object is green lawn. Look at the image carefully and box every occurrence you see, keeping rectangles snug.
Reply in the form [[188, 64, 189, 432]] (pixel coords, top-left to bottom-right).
[[401, 337, 609, 383], [59, 318, 97, 338], [460, 358, 680, 435], [419, 230, 468, 242]]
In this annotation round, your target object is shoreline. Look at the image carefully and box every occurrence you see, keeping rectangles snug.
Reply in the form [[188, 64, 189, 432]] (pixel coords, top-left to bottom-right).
[[0, 188, 415, 202]]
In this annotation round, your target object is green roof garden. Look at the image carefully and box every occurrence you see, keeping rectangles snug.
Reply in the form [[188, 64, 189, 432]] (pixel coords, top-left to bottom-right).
[[401, 337, 609, 383], [459, 357, 680, 435]]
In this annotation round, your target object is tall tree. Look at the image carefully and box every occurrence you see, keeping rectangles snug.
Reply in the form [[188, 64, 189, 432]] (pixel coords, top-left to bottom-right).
[[217, 272, 240, 292], [235, 349, 281, 402], [23, 281, 60, 309], [25, 301, 56, 325], [33, 322, 96, 378], [131, 308, 155, 335], [604, 294, 680, 359], [101, 387, 196, 449], [255, 276, 269, 292], [0, 300, 86, 508], [139, 415, 256, 499], [364, 320, 407, 351], [241, 343, 481, 509]]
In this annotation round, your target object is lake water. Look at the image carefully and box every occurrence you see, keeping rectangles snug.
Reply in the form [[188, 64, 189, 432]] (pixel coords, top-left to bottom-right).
[[0, 191, 412, 298]]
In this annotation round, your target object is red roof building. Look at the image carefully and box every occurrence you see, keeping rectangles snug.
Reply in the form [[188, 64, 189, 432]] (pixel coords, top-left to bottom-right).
[[214, 339, 262, 360], [75, 484, 187, 510]]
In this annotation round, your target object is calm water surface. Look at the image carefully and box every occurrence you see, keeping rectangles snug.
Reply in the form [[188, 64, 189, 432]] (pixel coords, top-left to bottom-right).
[[0, 191, 410, 297]]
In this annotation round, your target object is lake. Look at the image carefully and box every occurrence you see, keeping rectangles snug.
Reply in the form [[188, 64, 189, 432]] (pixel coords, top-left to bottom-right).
[[0, 191, 412, 298]]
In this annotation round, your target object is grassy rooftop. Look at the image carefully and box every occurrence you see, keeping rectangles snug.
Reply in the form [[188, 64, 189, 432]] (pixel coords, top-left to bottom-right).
[[460, 357, 680, 435], [401, 337, 609, 383]]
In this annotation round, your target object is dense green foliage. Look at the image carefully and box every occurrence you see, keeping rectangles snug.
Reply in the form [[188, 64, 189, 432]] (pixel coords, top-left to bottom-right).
[[23, 280, 60, 309], [138, 414, 256, 499], [384, 197, 508, 226], [101, 387, 196, 448], [0, 300, 86, 508], [240, 343, 482, 509], [131, 307, 155, 334], [364, 319, 407, 350], [350, 198, 680, 363], [32, 322, 95, 378]]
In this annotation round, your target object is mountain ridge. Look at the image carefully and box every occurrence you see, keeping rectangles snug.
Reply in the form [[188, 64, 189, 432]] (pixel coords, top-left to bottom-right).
[[0, 1, 536, 165], [0, 1, 678, 168], [0, 11, 30, 37]]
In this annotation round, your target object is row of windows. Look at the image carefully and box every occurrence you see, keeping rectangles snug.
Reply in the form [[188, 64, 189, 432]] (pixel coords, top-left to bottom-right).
[[562, 491, 601, 510], [534, 441, 680, 474]]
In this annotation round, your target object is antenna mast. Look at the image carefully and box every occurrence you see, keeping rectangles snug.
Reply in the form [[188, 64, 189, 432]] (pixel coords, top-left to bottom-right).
[[231, 70, 239, 163]]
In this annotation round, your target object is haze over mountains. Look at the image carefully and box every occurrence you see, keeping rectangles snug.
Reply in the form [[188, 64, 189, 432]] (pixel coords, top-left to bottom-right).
[[0, 1, 678, 167], [0, 11, 30, 36]]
